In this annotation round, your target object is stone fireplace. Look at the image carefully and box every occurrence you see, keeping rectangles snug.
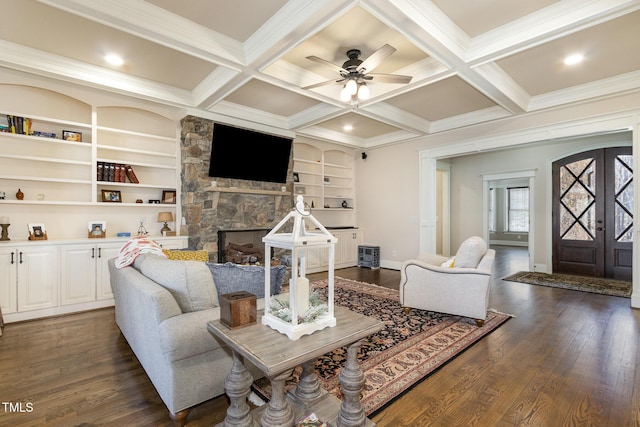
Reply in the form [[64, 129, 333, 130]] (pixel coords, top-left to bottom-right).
[[217, 228, 270, 263], [180, 115, 294, 262]]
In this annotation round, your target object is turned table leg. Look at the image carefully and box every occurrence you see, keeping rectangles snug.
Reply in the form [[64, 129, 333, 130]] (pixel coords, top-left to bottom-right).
[[261, 369, 295, 427], [292, 359, 323, 402], [223, 350, 254, 427], [337, 341, 366, 427]]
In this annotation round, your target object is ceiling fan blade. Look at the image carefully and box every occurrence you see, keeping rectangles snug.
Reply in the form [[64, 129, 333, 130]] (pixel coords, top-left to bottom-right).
[[357, 44, 396, 73], [306, 55, 348, 74], [302, 79, 344, 90], [368, 73, 413, 84]]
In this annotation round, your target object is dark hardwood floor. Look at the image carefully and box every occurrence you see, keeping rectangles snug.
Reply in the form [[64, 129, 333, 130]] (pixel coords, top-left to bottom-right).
[[1, 246, 639, 426]]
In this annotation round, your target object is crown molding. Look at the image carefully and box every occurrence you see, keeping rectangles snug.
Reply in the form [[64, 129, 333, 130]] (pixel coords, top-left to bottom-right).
[[183, 107, 295, 139], [529, 70, 640, 111], [429, 106, 512, 134]]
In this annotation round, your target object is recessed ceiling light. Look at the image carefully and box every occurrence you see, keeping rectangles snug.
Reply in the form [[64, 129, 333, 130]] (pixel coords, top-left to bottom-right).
[[564, 53, 584, 66], [105, 54, 124, 66], [343, 124, 353, 132]]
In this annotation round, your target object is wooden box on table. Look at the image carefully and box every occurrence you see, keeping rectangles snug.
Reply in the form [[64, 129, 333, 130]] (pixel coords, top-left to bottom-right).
[[220, 291, 257, 329]]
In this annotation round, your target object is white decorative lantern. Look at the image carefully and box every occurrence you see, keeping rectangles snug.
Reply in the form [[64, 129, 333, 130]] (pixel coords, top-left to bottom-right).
[[262, 195, 337, 340]]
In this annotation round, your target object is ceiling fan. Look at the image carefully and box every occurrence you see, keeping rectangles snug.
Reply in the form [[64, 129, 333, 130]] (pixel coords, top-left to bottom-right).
[[302, 44, 412, 102]]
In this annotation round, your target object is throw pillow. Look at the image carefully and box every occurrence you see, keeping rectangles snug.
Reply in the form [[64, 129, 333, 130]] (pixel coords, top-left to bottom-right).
[[115, 235, 165, 269], [454, 236, 487, 268], [206, 262, 286, 298], [141, 255, 218, 312], [440, 257, 455, 268], [163, 249, 209, 262]]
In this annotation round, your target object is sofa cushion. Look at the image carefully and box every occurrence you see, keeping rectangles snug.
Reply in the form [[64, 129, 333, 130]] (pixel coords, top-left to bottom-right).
[[207, 262, 285, 298], [140, 255, 218, 312], [163, 249, 209, 262], [454, 236, 487, 268]]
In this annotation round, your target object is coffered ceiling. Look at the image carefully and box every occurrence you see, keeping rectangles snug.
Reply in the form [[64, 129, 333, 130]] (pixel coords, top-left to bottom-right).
[[1, 0, 639, 148]]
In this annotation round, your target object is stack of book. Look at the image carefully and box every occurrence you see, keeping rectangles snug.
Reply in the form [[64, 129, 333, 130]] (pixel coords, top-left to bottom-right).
[[97, 162, 139, 183], [2, 114, 32, 135]]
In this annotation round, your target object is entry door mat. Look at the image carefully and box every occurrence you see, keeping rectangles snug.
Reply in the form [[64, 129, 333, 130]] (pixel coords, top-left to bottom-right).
[[503, 271, 631, 298], [253, 277, 512, 416]]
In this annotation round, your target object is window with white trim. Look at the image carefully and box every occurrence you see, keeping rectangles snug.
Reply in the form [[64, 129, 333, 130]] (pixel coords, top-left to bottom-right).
[[507, 187, 529, 232]]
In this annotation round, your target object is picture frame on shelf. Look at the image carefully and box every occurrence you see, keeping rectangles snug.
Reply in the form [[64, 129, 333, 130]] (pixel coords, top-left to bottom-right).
[[162, 190, 176, 204], [28, 223, 47, 240], [293, 172, 299, 182], [62, 130, 82, 142], [294, 186, 306, 195], [88, 221, 106, 238], [101, 189, 122, 203]]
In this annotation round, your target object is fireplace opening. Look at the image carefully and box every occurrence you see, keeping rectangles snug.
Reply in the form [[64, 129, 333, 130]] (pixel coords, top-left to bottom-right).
[[217, 228, 271, 264]]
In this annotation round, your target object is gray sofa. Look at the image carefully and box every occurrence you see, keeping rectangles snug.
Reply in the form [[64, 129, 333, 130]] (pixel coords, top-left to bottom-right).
[[108, 254, 285, 426]]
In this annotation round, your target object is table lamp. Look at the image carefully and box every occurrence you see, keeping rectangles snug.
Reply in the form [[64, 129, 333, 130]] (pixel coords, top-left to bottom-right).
[[157, 212, 173, 234]]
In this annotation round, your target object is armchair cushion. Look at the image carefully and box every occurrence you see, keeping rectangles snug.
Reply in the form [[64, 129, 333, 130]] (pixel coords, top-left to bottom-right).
[[454, 236, 487, 268]]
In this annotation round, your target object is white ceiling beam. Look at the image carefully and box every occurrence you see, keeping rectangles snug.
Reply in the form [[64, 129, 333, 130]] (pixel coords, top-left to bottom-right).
[[38, 0, 245, 67], [0, 40, 194, 107]]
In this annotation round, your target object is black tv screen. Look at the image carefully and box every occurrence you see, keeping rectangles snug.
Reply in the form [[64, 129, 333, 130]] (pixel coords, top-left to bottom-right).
[[208, 124, 292, 183]]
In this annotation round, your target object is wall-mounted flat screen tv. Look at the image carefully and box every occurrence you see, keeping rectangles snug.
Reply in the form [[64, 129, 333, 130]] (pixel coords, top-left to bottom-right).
[[208, 123, 292, 183]]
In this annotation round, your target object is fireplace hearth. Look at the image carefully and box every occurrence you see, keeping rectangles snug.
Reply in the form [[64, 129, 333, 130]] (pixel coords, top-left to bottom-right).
[[217, 228, 270, 264]]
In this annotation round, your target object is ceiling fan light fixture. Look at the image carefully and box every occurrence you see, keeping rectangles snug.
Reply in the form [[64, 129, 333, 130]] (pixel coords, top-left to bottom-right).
[[340, 85, 353, 102], [345, 79, 358, 95], [357, 83, 370, 100]]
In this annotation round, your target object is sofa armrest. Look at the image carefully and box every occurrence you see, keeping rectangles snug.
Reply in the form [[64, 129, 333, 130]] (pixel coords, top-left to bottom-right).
[[415, 253, 450, 266], [402, 259, 492, 277]]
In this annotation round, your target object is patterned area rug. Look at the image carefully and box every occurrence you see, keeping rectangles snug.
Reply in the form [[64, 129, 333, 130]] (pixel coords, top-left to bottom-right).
[[253, 277, 512, 416], [503, 271, 631, 298]]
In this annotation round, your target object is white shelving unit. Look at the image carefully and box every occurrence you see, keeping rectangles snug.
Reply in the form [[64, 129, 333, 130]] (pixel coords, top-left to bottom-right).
[[0, 85, 185, 322], [293, 142, 355, 227], [0, 86, 181, 239]]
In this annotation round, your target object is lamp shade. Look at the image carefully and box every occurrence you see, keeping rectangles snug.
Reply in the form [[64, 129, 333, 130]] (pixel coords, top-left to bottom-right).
[[157, 212, 173, 222]]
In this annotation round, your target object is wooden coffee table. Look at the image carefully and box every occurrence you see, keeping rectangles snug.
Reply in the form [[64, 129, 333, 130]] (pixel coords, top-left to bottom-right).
[[207, 305, 385, 427]]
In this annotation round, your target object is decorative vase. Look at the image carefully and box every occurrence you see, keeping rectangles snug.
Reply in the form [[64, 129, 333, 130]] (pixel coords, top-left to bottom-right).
[[16, 189, 24, 200]]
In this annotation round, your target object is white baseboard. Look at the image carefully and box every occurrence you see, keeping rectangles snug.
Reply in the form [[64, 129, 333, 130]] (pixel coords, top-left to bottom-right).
[[489, 240, 528, 247], [380, 260, 402, 270]]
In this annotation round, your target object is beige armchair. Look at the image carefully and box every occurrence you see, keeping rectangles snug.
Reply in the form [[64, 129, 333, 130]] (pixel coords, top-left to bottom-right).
[[399, 236, 495, 326]]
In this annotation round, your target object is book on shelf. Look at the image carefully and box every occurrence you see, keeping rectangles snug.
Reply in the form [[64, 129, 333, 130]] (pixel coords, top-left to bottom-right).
[[3, 115, 32, 135], [125, 164, 139, 184], [97, 162, 104, 181]]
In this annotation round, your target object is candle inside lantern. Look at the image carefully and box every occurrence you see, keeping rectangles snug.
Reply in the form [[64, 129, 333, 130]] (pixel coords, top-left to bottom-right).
[[0, 216, 9, 224], [295, 277, 310, 314]]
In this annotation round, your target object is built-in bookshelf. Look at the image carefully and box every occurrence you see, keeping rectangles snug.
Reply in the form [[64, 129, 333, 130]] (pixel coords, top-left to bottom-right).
[[293, 142, 355, 227], [0, 85, 180, 239]]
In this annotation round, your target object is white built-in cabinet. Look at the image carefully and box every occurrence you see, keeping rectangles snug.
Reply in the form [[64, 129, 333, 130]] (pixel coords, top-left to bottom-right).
[[1, 236, 187, 323], [305, 229, 364, 273]]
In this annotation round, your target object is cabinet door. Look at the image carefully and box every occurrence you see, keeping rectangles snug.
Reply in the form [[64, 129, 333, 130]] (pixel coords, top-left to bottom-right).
[[60, 244, 96, 306], [156, 237, 188, 250], [342, 231, 363, 264], [96, 243, 122, 300], [17, 246, 58, 312], [0, 247, 17, 314]]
